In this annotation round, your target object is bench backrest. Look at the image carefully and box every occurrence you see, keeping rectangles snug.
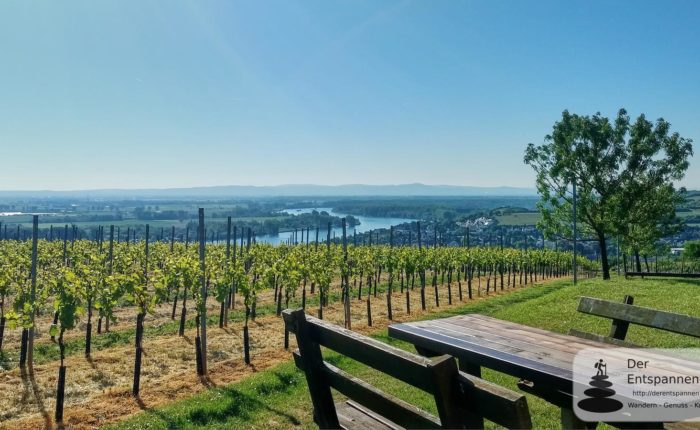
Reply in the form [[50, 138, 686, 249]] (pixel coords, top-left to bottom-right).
[[577, 296, 700, 340], [283, 308, 531, 429]]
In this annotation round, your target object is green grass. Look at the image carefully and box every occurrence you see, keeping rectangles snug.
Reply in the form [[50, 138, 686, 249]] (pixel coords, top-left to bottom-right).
[[107, 276, 700, 429]]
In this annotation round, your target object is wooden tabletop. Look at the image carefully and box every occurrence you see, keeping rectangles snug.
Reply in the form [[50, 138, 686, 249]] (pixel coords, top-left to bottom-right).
[[390, 314, 700, 426], [389, 314, 623, 394]]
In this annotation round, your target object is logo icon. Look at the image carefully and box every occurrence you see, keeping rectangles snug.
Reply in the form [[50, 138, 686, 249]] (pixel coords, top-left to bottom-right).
[[577, 359, 624, 413]]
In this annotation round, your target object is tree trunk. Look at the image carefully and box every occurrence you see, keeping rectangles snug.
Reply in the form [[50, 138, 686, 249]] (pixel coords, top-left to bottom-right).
[[597, 232, 611, 280], [634, 250, 642, 273]]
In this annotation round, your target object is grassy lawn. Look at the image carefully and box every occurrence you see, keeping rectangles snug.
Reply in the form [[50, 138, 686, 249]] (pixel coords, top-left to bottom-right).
[[106, 276, 700, 430]]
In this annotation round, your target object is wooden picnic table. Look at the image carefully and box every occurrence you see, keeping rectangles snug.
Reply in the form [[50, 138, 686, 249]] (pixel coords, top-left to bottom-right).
[[388, 314, 686, 429]]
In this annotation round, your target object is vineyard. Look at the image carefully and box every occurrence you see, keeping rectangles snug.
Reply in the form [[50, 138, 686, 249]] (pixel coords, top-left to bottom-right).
[[0, 214, 595, 429]]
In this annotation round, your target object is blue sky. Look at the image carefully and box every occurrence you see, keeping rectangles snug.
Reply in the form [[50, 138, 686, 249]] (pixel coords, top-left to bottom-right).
[[1, 0, 699, 190]]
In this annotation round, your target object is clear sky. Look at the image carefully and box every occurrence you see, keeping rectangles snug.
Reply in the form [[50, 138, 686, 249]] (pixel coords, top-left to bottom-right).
[[1, 0, 699, 190]]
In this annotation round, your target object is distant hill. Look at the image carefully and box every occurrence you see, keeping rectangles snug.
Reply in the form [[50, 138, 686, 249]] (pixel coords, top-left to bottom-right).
[[0, 184, 537, 199]]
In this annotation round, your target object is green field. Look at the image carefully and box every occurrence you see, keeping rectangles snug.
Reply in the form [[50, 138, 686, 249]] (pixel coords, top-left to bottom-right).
[[108, 276, 700, 430], [495, 212, 541, 226]]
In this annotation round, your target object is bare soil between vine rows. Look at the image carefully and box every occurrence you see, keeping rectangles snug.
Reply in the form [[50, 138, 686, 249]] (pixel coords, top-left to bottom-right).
[[0, 274, 561, 430]]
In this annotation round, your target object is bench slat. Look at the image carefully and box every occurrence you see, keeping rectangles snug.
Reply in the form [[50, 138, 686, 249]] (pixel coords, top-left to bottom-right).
[[458, 371, 533, 429], [577, 297, 700, 338], [286, 311, 435, 392], [568, 328, 638, 348], [336, 401, 403, 430], [292, 350, 442, 429]]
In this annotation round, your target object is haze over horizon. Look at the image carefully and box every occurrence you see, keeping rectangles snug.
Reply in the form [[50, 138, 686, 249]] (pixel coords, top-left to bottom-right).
[[2, 1, 699, 190], [0, 183, 539, 198]]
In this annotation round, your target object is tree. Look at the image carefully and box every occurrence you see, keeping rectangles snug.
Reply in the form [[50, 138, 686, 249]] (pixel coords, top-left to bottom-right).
[[683, 240, 700, 259], [525, 109, 693, 279], [621, 185, 685, 271]]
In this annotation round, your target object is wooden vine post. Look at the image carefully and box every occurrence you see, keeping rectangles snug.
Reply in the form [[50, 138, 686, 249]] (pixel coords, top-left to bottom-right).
[[223, 216, 232, 325], [418, 221, 426, 310], [105, 224, 115, 333], [341, 218, 350, 329], [230, 225, 237, 310], [198, 208, 208, 375], [26, 215, 39, 372], [132, 224, 149, 396], [387, 225, 393, 320]]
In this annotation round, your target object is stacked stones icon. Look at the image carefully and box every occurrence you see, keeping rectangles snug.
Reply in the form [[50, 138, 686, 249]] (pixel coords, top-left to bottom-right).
[[578, 359, 624, 413]]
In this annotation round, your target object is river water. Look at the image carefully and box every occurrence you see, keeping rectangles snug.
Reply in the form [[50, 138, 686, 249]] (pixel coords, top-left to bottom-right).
[[255, 207, 415, 245]]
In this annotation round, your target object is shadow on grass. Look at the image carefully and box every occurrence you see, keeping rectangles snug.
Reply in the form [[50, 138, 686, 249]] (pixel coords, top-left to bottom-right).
[[20, 365, 52, 429], [659, 278, 700, 288], [186, 371, 302, 427], [135, 395, 182, 430]]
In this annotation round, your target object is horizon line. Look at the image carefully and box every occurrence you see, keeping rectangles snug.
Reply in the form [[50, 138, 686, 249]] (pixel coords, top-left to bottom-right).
[[0, 183, 538, 193]]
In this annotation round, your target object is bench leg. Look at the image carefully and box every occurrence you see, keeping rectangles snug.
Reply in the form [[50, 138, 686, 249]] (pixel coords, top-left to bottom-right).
[[414, 347, 485, 428], [459, 359, 481, 377], [457, 360, 484, 428], [561, 408, 597, 429]]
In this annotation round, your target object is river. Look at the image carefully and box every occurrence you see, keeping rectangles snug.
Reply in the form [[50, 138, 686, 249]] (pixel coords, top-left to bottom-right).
[[255, 207, 415, 245]]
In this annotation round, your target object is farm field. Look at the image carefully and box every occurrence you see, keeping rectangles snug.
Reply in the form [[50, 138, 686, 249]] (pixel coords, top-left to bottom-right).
[[494, 212, 541, 226], [104, 276, 700, 430], [0, 229, 584, 429]]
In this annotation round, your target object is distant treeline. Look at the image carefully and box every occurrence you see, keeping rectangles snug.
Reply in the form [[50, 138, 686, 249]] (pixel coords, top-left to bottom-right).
[[329, 197, 538, 220], [3, 211, 360, 241]]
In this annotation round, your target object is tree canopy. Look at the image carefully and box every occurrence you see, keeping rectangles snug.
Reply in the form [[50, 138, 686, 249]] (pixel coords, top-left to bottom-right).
[[524, 108, 693, 279]]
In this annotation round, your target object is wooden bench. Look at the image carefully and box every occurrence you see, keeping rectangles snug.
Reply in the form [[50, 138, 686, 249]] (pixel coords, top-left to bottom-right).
[[569, 295, 700, 346], [568, 296, 700, 429], [283, 308, 532, 429]]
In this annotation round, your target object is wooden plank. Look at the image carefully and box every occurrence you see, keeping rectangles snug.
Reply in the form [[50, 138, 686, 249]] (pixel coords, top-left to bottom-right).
[[435, 316, 629, 360], [578, 297, 700, 338], [458, 371, 532, 429], [517, 379, 572, 409], [389, 322, 573, 393], [292, 351, 441, 430], [419, 319, 582, 369], [283, 309, 340, 429], [425, 317, 700, 379], [408, 315, 619, 366], [457, 314, 617, 350], [460, 315, 700, 374], [412, 317, 588, 366], [336, 401, 401, 430], [446, 314, 607, 353], [428, 355, 465, 429], [568, 329, 639, 348], [295, 313, 435, 393], [414, 345, 483, 381], [609, 295, 634, 340]]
